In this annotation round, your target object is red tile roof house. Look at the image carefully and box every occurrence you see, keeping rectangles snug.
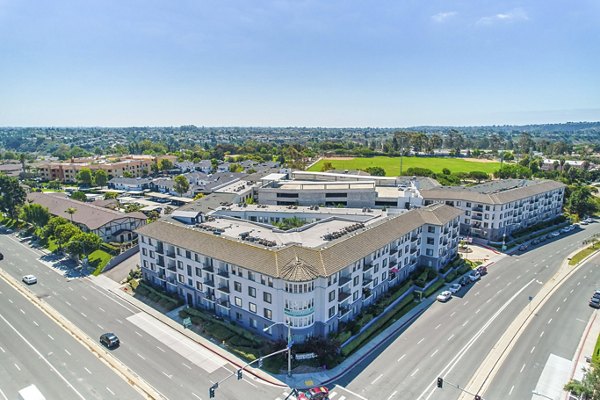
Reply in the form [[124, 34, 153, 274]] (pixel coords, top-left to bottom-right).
[[28, 192, 147, 243]]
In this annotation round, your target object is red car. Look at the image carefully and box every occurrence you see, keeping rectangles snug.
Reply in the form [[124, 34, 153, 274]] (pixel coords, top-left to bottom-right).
[[297, 386, 330, 400]]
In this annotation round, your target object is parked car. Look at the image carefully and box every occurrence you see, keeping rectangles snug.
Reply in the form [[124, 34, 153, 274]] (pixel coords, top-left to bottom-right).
[[551, 231, 560, 237], [100, 333, 120, 349], [297, 386, 330, 400], [592, 291, 600, 300], [0, 252, 3, 260], [22, 275, 37, 285], [532, 238, 540, 245], [437, 290, 452, 302], [590, 298, 600, 309], [518, 244, 528, 251], [468, 270, 481, 282], [458, 276, 470, 286], [581, 220, 589, 225], [449, 283, 462, 294], [477, 266, 488, 276]]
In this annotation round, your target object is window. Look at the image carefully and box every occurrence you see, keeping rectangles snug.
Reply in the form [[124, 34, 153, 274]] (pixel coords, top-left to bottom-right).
[[177, 261, 183, 270], [249, 302, 257, 313], [235, 297, 242, 307], [426, 249, 434, 256], [382, 272, 387, 281], [353, 291, 359, 301], [234, 281, 242, 292], [427, 226, 435, 233], [143, 260, 148, 268], [178, 274, 184, 283], [466, 202, 472, 208], [195, 267, 202, 277], [248, 286, 256, 298], [328, 306, 336, 318], [187, 265, 192, 276], [353, 276, 359, 286], [263, 292, 272, 303], [249, 318, 257, 328], [263, 308, 272, 320], [427, 237, 435, 245], [142, 248, 147, 256], [185, 250, 191, 259], [328, 290, 336, 302], [267, 277, 273, 287], [248, 271, 255, 281], [196, 282, 202, 290]]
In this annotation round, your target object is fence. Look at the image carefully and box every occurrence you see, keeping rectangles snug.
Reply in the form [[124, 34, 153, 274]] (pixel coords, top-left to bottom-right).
[[102, 244, 139, 272]]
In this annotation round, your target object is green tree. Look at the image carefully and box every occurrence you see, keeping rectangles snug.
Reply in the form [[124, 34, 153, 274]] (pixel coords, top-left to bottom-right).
[[567, 186, 597, 217], [54, 223, 81, 249], [564, 359, 600, 399], [76, 168, 93, 186], [365, 166, 386, 176], [70, 191, 87, 202], [65, 207, 77, 221], [442, 168, 451, 175], [94, 169, 109, 187], [104, 191, 119, 200], [174, 175, 190, 196], [320, 162, 334, 172], [0, 175, 27, 220], [468, 171, 489, 183], [159, 158, 174, 172], [42, 216, 69, 239], [65, 232, 102, 257], [20, 203, 50, 228]]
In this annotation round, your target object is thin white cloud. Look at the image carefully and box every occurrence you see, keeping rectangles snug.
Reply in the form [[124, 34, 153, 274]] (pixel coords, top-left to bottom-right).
[[431, 11, 457, 23], [477, 8, 528, 25]]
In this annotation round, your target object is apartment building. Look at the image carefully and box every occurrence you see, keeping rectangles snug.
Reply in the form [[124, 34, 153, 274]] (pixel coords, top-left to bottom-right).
[[421, 179, 565, 242], [136, 203, 462, 342]]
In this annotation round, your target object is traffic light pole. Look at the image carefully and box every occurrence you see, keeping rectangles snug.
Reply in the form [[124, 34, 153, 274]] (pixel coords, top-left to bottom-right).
[[209, 346, 289, 398], [436, 377, 485, 400]]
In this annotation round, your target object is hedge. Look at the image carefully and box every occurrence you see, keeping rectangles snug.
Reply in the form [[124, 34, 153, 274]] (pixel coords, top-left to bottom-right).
[[444, 271, 457, 283], [423, 279, 445, 297]]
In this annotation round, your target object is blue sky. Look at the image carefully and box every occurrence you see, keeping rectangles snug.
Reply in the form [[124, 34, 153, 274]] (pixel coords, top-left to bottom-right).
[[1, 0, 599, 127]]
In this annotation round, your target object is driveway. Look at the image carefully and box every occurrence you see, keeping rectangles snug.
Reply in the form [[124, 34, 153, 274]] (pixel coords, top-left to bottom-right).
[[103, 252, 140, 284]]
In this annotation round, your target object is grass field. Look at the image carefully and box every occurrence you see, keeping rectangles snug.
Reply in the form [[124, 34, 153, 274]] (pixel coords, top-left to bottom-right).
[[309, 156, 502, 176]]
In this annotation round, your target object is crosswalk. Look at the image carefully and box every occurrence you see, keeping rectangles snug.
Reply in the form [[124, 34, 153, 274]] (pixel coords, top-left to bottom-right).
[[275, 390, 353, 400]]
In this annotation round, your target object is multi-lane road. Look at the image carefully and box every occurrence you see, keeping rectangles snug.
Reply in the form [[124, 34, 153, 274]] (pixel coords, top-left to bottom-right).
[[1, 223, 599, 400]]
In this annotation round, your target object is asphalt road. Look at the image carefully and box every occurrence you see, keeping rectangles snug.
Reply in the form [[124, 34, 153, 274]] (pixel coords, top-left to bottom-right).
[[0, 276, 144, 400], [336, 223, 600, 400], [484, 253, 600, 400]]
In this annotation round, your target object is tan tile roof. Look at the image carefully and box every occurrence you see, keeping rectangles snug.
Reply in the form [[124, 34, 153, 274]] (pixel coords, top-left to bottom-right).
[[136, 204, 462, 281], [421, 179, 565, 204], [27, 192, 147, 230]]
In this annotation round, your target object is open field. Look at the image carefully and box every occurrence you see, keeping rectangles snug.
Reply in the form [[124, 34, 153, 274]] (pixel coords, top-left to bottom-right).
[[308, 156, 502, 176]]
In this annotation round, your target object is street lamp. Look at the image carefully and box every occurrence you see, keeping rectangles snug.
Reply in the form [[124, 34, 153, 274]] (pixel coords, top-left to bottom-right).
[[532, 390, 555, 399], [264, 321, 292, 377]]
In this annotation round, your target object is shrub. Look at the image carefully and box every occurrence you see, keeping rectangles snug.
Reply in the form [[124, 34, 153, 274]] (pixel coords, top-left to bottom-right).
[[444, 271, 457, 283], [424, 279, 445, 297]]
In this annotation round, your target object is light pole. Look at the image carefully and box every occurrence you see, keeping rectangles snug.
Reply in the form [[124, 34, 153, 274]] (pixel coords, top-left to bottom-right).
[[532, 390, 555, 399], [264, 321, 292, 377]]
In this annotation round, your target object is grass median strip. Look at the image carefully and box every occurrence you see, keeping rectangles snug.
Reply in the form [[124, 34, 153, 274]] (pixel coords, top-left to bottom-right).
[[569, 242, 600, 265]]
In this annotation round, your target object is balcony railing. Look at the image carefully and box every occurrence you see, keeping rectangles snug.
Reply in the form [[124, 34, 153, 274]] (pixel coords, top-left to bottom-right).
[[363, 263, 373, 272], [284, 307, 314, 317], [217, 299, 230, 308], [203, 264, 214, 272], [204, 279, 215, 287], [217, 285, 230, 293], [339, 275, 352, 286], [338, 307, 351, 319], [338, 291, 351, 302], [155, 246, 164, 255], [217, 270, 229, 278], [166, 251, 176, 258]]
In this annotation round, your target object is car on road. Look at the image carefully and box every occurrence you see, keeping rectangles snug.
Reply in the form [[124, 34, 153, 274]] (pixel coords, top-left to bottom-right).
[[22, 275, 37, 285], [449, 283, 462, 294], [437, 290, 453, 302], [468, 270, 481, 282], [477, 266, 488, 276], [590, 298, 600, 309], [458, 276, 470, 286], [297, 386, 330, 400], [100, 333, 120, 349]]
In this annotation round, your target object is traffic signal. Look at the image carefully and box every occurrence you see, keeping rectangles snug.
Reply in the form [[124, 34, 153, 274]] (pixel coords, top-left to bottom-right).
[[209, 387, 215, 398], [237, 369, 243, 380], [437, 377, 443, 388], [474, 395, 481, 400], [258, 358, 263, 368]]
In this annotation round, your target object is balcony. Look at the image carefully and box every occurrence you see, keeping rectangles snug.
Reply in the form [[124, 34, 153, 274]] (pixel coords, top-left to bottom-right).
[[205, 295, 216, 303], [472, 214, 483, 221], [217, 298, 230, 308], [156, 259, 165, 268], [167, 277, 177, 285], [167, 264, 176, 272], [203, 264, 214, 272], [166, 250, 176, 258], [338, 290, 351, 302], [338, 307, 351, 319], [410, 246, 418, 254], [362, 288, 372, 299], [363, 263, 373, 272], [472, 205, 483, 212], [389, 247, 398, 255], [204, 279, 215, 287], [339, 275, 352, 287], [217, 270, 229, 278], [155, 245, 164, 255], [157, 272, 166, 280], [284, 307, 314, 317], [411, 236, 418, 243], [217, 285, 230, 293], [362, 276, 373, 287]]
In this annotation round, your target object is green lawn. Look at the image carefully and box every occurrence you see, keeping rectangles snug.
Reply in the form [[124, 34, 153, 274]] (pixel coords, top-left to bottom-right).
[[309, 156, 502, 176], [88, 249, 113, 276], [569, 242, 600, 266]]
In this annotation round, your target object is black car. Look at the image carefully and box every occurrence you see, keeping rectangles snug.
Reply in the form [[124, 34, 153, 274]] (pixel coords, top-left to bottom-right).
[[458, 276, 470, 286], [590, 298, 600, 309], [0, 252, 3, 260], [100, 333, 120, 349]]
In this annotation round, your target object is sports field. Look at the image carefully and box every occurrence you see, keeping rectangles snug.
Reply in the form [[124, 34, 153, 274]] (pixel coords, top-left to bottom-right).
[[308, 156, 502, 176]]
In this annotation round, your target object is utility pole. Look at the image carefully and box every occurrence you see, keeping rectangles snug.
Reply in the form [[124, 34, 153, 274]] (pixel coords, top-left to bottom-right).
[[400, 136, 404, 176]]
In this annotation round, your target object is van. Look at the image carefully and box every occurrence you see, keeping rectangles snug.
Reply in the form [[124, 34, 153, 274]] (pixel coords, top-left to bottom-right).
[[18, 384, 46, 400]]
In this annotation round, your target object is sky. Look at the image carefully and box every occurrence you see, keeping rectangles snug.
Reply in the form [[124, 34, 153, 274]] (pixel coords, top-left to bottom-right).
[[1, 0, 599, 127]]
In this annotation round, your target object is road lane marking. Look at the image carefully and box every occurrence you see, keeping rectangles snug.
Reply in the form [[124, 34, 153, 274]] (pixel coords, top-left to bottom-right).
[[14, 363, 21, 371], [84, 367, 91, 374], [450, 312, 456, 317], [192, 393, 202, 400], [517, 275, 522, 279], [0, 313, 87, 399], [98, 307, 105, 312], [387, 390, 398, 400], [509, 385, 514, 395], [520, 363, 526, 373], [80, 312, 87, 318], [530, 346, 535, 354], [563, 297, 567, 302], [65, 301, 72, 306], [137, 353, 146, 360], [548, 318, 552, 324], [584, 275, 587, 279], [464, 301, 469, 306], [0, 346, 4, 353], [430, 349, 439, 358], [556, 307, 560, 312], [162, 371, 172, 379], [486, 298, 491, 303], [33, 321, 39, 327], [68, 287, 74, 291], [19, 309, 25, 314], [577, 282, 581, 286], [475, 308, 481, 314], [135, 331, 142, 337], [570, 289, 574, 294], [540, 331, 544, 338], [417, 338, 425, 345], [106, 387, 115, 396], [157, 346, 166, 352], [52, 291, 58, 296], [397, 354, 406, 362], [183, 362, 192, 369], [97, 324, 104, 330], [410, 368, 419, 377], [47, 334, 54, 341], [8, 299, 12, 304], [82, 295, 88, 301], [116, 319, 123, 324], [0, 388, 7, 400], [372, 374, 384, 384], [462, 320, 469, 327], [65, 349, 71, 356], [448, 334, 455, 341]]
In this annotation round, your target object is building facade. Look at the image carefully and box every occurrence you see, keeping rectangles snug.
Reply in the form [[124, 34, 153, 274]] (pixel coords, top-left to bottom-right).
[[136, 203, 462, 342]]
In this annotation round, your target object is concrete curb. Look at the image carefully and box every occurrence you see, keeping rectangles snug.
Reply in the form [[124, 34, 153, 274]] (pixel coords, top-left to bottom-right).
[[0, 268, 166, 400]]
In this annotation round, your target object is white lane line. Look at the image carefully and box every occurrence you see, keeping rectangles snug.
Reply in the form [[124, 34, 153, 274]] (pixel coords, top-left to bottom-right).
[[106, 387, 115, 396], [65, 349, 71, 356], [156, 346, 166, 352], [410, 368, 419, 377], [540, 331, 544, 338], [372, 374, 384, 384], [577, 282, 581, 286], [162, 371, 172, 379], [0, 388, 7, 400], [14, 363, 21, 371], [0, 313, 87, 399], [97, 324, 104, 330], [430, 349, 439, 358], [19, 309, 25, 315], [530, 346, 535, 354], [33, 321, 39, 327], [517, 275, 522, 279], [475, 308, 481, 314], [464, 301, 469, 306], [485, 283, 491, 288], [570, 289, 574, 294], [584, 275, 587, 279], [486, 298, 491, 304], [137, 353, 146, 360], [509, 385, 515, 395], [65, 301, 72, 306], [48, 334, 54, 341], [450, 312, 456, 317], [82, 295, 88, 301], [8, 299, 13, 304], [563, 297, 567, 303], [475, 291, 480, 296], [448, 334, 455, 341], [68, 287, 74, 291], [84, 367, 92, 374], [135, 331, 142, 337], [417, 338, 425, 345], [98, 307, 105, 312], [52, 291, 58, 296], [191, 393, 202, 400], [0, 346, 4, 353], [387, 390, 398, 400], [397, 354, 406, 362], [462, 320, 469, 327], [556, 307, 560, 312], [434, 324, 441, 330], [520, 363, 526, 373], [182, 362, 192, 370], [80, 312, 87, 318], [548, 318, 552, 324], [116, 319, 123, 324]]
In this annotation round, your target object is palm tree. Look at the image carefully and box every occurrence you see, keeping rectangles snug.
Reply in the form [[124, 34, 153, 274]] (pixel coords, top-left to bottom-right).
[[65, 207, 77, 222]]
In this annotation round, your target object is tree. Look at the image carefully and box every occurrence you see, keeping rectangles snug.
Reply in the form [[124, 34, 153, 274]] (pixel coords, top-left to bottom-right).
[[320, 162, 334, 172], [94, 169, 109, 187], [442, 168, 451, 175], [468, 171, 489, 183], [20, 203, 50, 228], [104, 191, 119, 200], [159, 158, 174, 172], [54, 223, 82, 249], [193, 193, 205, 200], [365, 166, 386, 176], [65, 232, 102, 258], [0, 175, 27, 220], [173, 175, 190, 196], [76, 168, 93, 186], [70, 191, 87, 202], [42, 216, 69, 239], [65, 207, 77, 222], [567, 186, 597, 217], [19, 153, 27, 178], [564, 359, 600, 399]]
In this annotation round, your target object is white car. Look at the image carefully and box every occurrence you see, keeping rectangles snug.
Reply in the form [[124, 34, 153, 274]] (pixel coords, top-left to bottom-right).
[[437, 290, 452, 302], [581, 220, 589, 225], [468, 270, 481, 282], [449, 283, 462, 293], [22, 275, 37, 285], [551, 231, 560, 237]]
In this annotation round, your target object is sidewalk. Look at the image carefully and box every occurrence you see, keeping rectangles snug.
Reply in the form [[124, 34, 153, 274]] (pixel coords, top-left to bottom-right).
[[567, 310, 600, 395]]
